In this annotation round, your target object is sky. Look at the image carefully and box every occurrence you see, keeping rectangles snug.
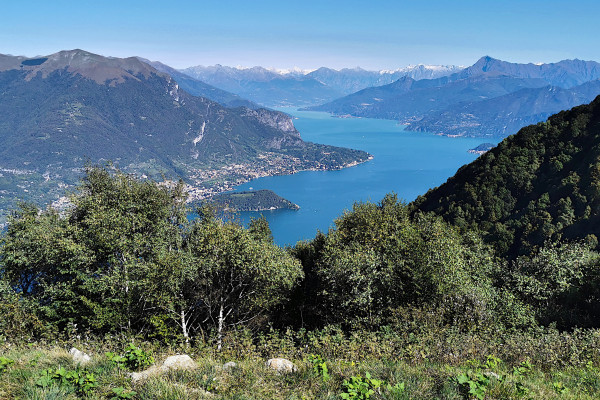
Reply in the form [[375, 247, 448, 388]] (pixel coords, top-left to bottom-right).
[[1, 0, 598, 70]]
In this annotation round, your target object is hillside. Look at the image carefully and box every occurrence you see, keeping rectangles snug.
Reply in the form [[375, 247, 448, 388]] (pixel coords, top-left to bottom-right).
[[0, 50, 370, 221], [413, 95, 600, 257], [410, 80, 600, 137], [138, 58, 259, 109], [308, 57, 600, 138]]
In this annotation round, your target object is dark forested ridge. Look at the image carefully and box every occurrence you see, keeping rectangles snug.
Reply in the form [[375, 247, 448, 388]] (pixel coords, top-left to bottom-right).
[[413, 94, 600, 257]]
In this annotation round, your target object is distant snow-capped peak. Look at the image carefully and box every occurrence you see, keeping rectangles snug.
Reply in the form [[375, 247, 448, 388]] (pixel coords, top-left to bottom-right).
[[379, 64, 464, 75], [266, 66, 317, 75]]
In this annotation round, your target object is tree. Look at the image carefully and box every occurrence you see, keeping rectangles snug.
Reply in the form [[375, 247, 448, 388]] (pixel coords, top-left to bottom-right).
[[309, 194, 495, 328], [510, 241, 600, 327], [0, 165, 188, 335], [184, 213, 303, 349]]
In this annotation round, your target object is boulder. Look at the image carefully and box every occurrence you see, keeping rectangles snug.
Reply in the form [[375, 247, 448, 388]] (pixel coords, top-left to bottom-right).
[[266, 358, 297, 373], [131, 354, 198, 383], [69, 347, 91, 365], [161, 354, 198, 371]]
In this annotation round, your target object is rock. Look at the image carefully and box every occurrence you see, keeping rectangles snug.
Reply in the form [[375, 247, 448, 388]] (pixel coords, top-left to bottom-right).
[[266, 358, 297, 373], [223, 361, 238, 372], [161, 354, 198, 371], [69, 347, 91, 365], [130, 354, 198, 383]]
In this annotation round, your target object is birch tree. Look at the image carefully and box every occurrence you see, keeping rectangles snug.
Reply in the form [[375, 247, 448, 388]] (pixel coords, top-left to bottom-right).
[[184, 213, 303, 350]]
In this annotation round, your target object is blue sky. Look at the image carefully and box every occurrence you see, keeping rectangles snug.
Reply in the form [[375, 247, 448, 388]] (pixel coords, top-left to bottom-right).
[[1, 0, 597, 70]]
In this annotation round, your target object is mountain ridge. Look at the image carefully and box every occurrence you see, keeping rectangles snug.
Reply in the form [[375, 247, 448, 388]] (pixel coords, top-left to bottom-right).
[[307, 57, 600, 137], [179, 63, 463, 107], [0, 49, 370, 222]]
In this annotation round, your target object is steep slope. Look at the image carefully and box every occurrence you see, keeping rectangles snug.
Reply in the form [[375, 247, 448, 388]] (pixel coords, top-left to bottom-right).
[[410, 80, 600, 137], [413, 95, 600, 257], [0, 50, 370, 220], [309, 57, 600, 138], [137, 58, 259, 109]]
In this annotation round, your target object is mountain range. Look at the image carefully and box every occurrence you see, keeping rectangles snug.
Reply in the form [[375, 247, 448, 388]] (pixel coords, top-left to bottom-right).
[[179, 64, 462, 107], [0, 50, 370, 222], [308, 56, 600, 138]]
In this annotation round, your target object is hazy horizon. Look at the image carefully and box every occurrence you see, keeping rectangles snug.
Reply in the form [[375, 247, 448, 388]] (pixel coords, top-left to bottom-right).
[[1, 0, 598, 71]]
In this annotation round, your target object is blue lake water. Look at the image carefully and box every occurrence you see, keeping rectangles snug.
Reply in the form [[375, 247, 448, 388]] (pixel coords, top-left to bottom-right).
[[231, 109, 498, 247]]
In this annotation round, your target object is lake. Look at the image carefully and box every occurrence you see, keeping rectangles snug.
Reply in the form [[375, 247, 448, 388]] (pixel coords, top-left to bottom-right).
[[231, 109, 498, 247]]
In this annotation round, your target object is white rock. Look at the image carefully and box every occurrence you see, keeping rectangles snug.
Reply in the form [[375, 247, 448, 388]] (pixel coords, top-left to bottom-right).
[[131, 354, 198, 383], [266, 358, 297, 373], [69, 347, 91, 365], [161, 354, 198, 371]]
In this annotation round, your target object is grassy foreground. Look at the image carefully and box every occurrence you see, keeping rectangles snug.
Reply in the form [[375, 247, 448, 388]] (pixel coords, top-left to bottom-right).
[[1, 333, 600, 400]]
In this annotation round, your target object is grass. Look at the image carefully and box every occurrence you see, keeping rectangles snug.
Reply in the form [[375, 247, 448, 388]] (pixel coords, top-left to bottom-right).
[[1, 341, 600, 400]]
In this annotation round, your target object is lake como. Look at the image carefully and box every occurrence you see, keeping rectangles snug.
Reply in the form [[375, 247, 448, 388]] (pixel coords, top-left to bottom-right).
[[232, 109, 497, 246]]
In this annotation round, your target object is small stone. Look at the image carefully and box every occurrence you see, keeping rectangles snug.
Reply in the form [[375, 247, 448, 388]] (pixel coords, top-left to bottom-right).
[[266, 358, 297, 373], [69, 347, 91, 365], [223, 361, 238, 371]]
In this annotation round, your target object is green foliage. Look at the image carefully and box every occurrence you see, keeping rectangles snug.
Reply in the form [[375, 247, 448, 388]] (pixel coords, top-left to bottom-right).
[[513, 359, 534, 377], [414, 97, 600, 259], [306, 354, 330, 381], [182, 210, 303, 343], [552, 381, 568, 394], [339, 372, 405, 399], [296, 194, 496, 329], [105, 351, 128, 369], [110, 386, 138, 399], [106, 344, 154, 371], [0, 356, 14, 373], [36, 366, 98, 395], [340, 372, 385, 399], [453, 356, 504, 400], [454, 370, 491, 400], [0, 165, 302, 343], [515, 381, 530, 397], [122, 344, 154, 370]]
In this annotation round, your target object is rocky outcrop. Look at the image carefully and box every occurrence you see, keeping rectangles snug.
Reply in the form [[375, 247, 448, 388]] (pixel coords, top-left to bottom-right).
[[243, 109, 300, 136]]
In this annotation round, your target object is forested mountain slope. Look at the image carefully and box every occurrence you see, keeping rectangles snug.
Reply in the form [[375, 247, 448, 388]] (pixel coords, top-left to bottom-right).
[[413, 95, 600, 257]]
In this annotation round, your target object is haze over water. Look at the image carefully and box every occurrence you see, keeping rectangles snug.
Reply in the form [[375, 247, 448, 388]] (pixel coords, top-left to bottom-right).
[[233, 109, 497, 246]]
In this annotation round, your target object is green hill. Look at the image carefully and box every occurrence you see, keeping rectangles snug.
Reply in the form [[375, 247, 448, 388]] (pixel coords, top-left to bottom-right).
[[413, 95, 600, 257], [207, 189, 300, 211]]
